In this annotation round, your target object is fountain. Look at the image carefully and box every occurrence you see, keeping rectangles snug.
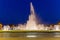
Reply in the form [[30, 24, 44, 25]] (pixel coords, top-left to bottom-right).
[[26, 2, 38, 30]]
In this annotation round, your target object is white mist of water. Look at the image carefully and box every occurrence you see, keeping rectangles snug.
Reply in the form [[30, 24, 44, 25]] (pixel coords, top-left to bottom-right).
[[2, 2, 44, 31], [25, 2, 38, 30], [17, 2, 45, 30], [2, 2, 60, 31]]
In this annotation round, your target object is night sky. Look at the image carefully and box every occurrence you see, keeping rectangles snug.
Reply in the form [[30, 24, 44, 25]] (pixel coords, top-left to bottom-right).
[[0, 0, 60, 25]]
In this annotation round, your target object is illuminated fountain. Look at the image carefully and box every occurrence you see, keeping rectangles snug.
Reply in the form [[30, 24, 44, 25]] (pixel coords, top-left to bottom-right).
[[2, 2, 60, 31], [2, 2, 47, 31], [26, 2, 39, 30], [17, 2, 45, 30]]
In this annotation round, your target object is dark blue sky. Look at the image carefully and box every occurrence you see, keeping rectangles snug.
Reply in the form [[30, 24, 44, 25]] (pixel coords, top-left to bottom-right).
[[0, 0, 60, 24]]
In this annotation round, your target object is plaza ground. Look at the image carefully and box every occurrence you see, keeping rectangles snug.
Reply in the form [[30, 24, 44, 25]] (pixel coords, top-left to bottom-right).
[[0, 31, 60, 40]]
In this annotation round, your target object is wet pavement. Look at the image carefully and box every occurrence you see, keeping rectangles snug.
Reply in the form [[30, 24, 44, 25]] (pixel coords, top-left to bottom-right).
[[0, 32, 60, 40], [0, 32, 60, 37]]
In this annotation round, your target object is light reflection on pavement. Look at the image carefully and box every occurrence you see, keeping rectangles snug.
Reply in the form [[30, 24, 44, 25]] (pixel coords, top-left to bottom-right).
[[0, 32, 60, 40], [0, 32, 60, 37]]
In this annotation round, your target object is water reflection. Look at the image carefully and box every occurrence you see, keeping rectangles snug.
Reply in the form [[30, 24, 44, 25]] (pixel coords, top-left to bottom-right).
[[0, 32, 60, 38]]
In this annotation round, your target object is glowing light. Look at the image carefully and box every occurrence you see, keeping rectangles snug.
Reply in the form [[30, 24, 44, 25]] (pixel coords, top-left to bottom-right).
[[26, 35, 37, 37]]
